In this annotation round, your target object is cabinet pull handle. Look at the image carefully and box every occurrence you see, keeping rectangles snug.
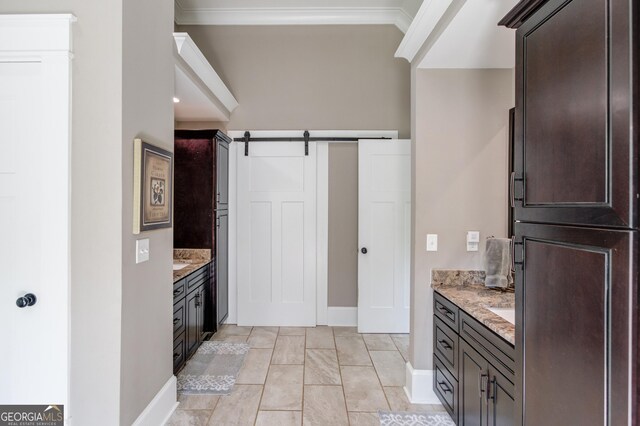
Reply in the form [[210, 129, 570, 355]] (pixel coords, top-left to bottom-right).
[[438, 339, 452, 350], [510, 171, 516, 208], [173, 289, 181, 296], [173, 353, 180, 360], [437, 305, 454, 319], [437, 381, 452, 394], [479, 373, 489, 399], [173, 318, 180, 325], [488, 377, 497, 402]]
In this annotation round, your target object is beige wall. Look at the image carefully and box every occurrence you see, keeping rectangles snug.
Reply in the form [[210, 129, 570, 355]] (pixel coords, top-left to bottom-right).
[[120, 0, 175, 423], [1, 2, 174, 424], [174, 25, 411, 138], [328, 143, 359, 307], [409, 69, 514, 369]]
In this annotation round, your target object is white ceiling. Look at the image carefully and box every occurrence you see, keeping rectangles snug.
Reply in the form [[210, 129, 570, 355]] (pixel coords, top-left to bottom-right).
[[175, 0, 423, 32], [417, 0, 517, 68]]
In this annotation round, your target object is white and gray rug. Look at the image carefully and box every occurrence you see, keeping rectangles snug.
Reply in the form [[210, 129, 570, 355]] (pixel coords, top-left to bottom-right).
[[176, 341, 249, 395], [378, 411, 455, 426]]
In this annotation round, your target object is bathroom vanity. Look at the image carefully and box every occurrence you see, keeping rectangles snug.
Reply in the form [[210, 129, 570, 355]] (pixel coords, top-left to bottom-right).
[[431, 271, 515, 425]]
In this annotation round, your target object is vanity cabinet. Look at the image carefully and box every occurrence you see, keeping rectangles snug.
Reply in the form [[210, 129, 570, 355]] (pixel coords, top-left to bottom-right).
[[173, 263, 210, 373], [433, 292, 515, 425]]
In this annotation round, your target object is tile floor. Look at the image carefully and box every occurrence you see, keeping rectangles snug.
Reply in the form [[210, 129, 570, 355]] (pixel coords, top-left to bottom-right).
[[167, 325, 445, 426]]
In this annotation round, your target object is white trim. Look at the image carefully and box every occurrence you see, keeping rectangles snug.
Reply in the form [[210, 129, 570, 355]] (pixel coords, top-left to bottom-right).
[[175, 4, 412, 33], [226, 141, 238, 324], [0, 14, 76, 53], [132, 376, 178, 426], [404, 362, 441, 404], [316, 143, 329, 326], [395, 0, 453, 63], [173, 33, 238, 114], [327, 307, 358, 327]]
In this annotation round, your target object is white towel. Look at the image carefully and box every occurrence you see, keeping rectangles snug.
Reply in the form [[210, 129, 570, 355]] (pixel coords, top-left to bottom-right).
[[484, 238, 513, 289]]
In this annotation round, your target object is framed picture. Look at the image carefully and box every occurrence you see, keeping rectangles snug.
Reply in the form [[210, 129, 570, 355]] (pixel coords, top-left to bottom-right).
[[133, 138, 173, 234]]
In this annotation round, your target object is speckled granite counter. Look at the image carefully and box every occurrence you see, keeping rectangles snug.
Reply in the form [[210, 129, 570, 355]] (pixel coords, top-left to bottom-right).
[[432, 270, 515, 345], [173, 249, 212, 283]]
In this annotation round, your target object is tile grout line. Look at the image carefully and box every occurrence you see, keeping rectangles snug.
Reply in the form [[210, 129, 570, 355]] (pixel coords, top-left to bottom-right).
[[253, 326, 279, 426], [364, 334, 393, 413], [333, 327, 352, 426]]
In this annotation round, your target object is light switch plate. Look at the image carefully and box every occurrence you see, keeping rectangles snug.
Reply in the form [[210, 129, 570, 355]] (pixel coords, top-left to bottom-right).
[[426, 234, 438, 252], [136, 238, 150, 263], [466, 231, 479, 252]]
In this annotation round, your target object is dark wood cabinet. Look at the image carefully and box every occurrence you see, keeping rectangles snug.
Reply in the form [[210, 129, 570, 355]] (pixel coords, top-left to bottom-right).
[[175, 129, 232, 332], [433, 293, 515, 426], [514, 222, 636, 425], [173, 263, 210, 373], [507, 0, 637, 229], [501, 0, 639, 424], [216, 210, 229, 325]]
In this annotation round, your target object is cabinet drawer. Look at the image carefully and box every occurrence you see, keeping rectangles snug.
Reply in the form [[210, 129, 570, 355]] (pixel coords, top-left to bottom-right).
[[434, 354, 458, 423], [173, 279, 186, 301], [173, 297, 185, 336], [186, 266, 208, 292], [460, 311, 515, 383], [173, 331, 186, 373], [434, 316, 458, 380], [434, 292, 459, 332]]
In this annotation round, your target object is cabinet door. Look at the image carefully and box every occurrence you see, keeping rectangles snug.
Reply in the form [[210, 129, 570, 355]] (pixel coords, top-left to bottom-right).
[[459, 339, 489, 426], [216, 211, 229, 325], [487, 367, 514, 426], [513, 0, 636, 228], [515, 223, 636, 426], [185, 289, 199, 357], [216, 137, 229, 210]]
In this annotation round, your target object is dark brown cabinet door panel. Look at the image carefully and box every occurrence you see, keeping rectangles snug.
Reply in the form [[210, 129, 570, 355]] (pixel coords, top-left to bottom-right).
[[513, 0, 637, 227], [460, 340, 489, 426], [514, 223, 636, 425]]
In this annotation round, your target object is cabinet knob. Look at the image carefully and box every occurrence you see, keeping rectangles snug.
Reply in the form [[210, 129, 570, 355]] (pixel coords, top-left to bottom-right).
[[16, 293, 37, 308]]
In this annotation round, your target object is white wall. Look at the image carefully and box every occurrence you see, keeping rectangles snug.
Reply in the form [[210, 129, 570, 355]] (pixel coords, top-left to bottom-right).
[[409, 68, 514, 369]]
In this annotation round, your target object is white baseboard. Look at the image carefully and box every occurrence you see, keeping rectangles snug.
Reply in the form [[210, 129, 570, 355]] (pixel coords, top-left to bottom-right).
[[327, 307, 357, 327], [404, 362, 441, 404], [132, 375, 178, 426]]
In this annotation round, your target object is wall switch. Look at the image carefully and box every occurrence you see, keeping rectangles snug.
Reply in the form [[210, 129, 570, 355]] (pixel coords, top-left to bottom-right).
[[426, 234, 438, 252], [136, 238, 150, 263], [467, 231, 480, 252]]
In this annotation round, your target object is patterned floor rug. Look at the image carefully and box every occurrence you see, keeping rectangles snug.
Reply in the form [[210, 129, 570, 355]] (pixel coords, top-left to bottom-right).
[[176, 341, 249, 395], [378, 411, 455, 426]]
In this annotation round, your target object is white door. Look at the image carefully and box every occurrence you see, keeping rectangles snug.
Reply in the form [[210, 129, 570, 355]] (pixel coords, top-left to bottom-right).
[[237, 142, 317, 326], [358, 140, 411, 333], [0, 16, 72, 407]]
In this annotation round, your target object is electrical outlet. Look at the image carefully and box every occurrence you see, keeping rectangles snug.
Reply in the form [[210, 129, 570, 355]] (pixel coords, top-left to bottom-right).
[[136, 238, 150, 263], [426, 234, 438, 252]]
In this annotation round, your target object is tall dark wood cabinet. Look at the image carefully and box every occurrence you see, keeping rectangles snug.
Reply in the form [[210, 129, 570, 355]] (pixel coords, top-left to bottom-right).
[[500, 0, 638, 424], [174, 129, 232, 332]]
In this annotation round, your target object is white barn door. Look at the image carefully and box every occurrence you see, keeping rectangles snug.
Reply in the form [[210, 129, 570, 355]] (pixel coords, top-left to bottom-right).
[[237, 142, 317, 326], [0, 15, 73, 408], [358, 140, 411, 333]]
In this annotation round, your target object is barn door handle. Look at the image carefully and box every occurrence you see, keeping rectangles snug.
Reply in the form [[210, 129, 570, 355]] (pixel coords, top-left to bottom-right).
[[16, 293, 37, 308], [361, 247, 368, 254]]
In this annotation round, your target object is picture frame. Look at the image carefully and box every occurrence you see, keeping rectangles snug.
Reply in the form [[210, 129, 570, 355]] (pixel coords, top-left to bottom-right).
[[133, 138, 173, 234]]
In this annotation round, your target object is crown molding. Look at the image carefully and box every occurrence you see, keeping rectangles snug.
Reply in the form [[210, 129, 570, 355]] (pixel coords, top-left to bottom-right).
[[175, 0, 414, 32], [173, 32, 239, 114], [395, 0, 453, 63]]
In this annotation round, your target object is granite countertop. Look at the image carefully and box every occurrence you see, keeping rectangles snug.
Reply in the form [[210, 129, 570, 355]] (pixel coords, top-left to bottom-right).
[[431, 270, 515, 345], [173, 249, 212, 283]]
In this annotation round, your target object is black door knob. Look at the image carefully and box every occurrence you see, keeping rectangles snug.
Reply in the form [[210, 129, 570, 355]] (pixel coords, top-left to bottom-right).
[[361, 247, 368, 254], [16, 293, 37, 308]]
